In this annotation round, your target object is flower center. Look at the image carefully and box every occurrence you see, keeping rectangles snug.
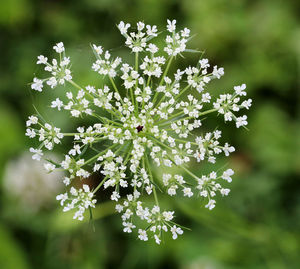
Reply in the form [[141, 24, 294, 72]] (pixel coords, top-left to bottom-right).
[[136, 125, 144, 133]]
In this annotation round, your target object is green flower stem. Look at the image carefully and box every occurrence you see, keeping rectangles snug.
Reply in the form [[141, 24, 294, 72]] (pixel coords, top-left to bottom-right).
[[87, 200, 116, 220], [115, 140, 130, 155], [69, 79, 121, 119], [158, 114, 195, 127], [62, 133, 81, 136], [159, 56, 173, 87], [69, 80, 81, 90], [156, 111, 185, 125], [174, 84, 191, 101], [135, 52, 139, 72], [157, 108, 218, 127], [135, 51, 139, 72], [107, 106, 123, 118], [150, 136, 200, 181], [83, 143, 118, 166], [109, 77, 124, 105], [146, 76, 151, 87], [144, 154, 160, 207], [92, 136, 108, 143], [153, 184, 160, 206], [152, 56, 173, 105], [123, 142, 133, 165], [150, 135, 174, 152], [153, 81, 176, 109], [70, 79, 108, 114], [166, 153, 199, 181], [93, 175, 109, 194], [93, 141, 130, 194], [133, 52, 139, 115], [174, 138, 198, 146], [91, 113, 123, 127], [198, 108, 218, 117], [69, 80, 85, 93], [130, 87, 136, 111]]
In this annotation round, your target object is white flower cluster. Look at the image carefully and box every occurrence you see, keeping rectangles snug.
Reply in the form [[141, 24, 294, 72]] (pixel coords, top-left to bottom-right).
[[26, 120, 63, 150], [197, 169, 234, 210], [116, 191, 183, 244], [31, 42, 72, 91], [118, 21, 158, 53], [56, 184, 96, 221], [213, 84, 252, 128], [185, 58, 224, 92], [194, 130, 235, 164], [164, 19, 190, 56], [27, 20, 252, 243]]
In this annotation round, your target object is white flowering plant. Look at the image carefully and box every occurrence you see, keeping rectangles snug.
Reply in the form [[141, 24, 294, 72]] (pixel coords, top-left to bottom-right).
[[27, 19, 252, 244]]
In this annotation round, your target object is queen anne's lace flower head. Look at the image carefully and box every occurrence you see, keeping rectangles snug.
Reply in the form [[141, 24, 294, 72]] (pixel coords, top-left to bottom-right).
[[27, 19, 252, 244]]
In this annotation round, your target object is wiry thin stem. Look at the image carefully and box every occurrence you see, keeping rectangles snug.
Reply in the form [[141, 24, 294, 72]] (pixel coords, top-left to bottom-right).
[[93, 175, 109, 194], [166, 153, 199, 181], [144, 154, 160, 207], [83, 143, 118, 166], [152, 56, 174, 106], [109, 77, 125, 106], [174, 84, 190, 101]]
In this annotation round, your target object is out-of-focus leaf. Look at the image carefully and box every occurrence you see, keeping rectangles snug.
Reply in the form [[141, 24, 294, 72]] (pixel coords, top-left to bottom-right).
[[244, 103, 297, 175], [0, 0, 32, 26], [0, 105, 24, 178], [0, 224, 29, 269]]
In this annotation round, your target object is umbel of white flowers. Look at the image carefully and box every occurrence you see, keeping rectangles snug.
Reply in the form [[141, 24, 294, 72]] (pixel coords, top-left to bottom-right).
[[27, 19, 252, 244]]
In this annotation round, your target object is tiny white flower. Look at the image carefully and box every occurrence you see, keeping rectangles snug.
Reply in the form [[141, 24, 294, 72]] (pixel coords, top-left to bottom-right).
[[25, 128, 36, 138], [205, 200, 216, 210], [183, 187, 193, 197], [29, 147, 43, 161], [171, 225, 183, 239], [234, 84, 247, 96], [44, 162, 55, 172], [236, 115, 248, 128], [51, 98, 64, 111], [222, 169, 234, 182], [37, 55, 48, 64], [53, 42, 65, 53], [167, 19, 176, 32], [154, 234, 161, 244], [118, 21, 130, 35], [26, 115, 38, 127], [138, 229, 148, 241], [63, 177, 71, 185], [93, 44, 103, 55], [31, 78, 43, 92], [220, 188, 230, 196]]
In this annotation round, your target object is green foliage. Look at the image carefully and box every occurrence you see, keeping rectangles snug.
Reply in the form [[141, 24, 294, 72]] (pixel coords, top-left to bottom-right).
[[0, 224, 29, 269]]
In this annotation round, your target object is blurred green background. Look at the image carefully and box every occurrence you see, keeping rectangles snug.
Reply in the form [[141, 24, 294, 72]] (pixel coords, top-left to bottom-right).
[[0, 0, 299, 268]]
